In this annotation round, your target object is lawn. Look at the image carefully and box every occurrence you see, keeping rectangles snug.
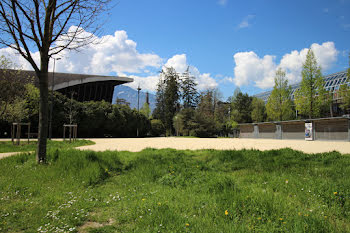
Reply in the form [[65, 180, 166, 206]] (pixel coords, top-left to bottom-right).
[[0, 148, 349, 232], [0, 140, 94, 153]]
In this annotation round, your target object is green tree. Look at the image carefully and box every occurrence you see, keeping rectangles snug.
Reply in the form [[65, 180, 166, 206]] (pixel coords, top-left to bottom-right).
[[266, 68, 294, 121], [295, 49, 328, 119], [0, 0, 111, 162], [163, 67, 180, 135], [251, 97, 266, 122], [0, 56, 32, 120], [231, 92, 252, 123], [140, 102, 151, 119], [153, 73, 166, 123], [181, 67, 198, 108], [339, 53, 350, 113]]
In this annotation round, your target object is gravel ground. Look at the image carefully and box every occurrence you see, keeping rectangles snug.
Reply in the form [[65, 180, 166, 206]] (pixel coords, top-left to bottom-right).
[[77, 137, 350, 154], [1, 137, 350, 159]]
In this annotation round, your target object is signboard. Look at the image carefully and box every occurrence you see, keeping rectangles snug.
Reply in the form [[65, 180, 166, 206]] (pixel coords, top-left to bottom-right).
[[305, 122, 313, 141]]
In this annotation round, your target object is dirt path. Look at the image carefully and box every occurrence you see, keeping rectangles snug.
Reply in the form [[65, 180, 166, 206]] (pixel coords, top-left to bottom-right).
[[2, 137, 349, 159], [77, 137, 350, 154]]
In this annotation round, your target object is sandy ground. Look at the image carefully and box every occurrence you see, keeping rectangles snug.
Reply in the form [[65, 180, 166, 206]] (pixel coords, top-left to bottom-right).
[[77, 137, 350, 154], [1, 137, 350, 159]]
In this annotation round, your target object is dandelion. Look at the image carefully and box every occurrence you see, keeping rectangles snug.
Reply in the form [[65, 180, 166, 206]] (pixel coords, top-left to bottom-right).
[[225, 210, 228, 215], [334, 191, 338, 195], [157, 202, 161, 206], [257, 217, 262, 220], [279, 218, 283, 221], [185, 223, 190, 227], [283, 222, 286, 224], [298, 212, 302, 216], [285, 179, 288, 184], [324, 216, 328, 219], [142, 198, 146, 201]]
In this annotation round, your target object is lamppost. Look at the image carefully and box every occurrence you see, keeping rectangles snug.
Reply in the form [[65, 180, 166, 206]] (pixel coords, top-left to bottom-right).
[[49, 57, 61, 140], [137, 85, 141, 137]]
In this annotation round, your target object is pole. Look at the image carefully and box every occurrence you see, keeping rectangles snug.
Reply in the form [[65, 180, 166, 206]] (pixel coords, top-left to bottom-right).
[[137, 85, 141, 137], [49, 57, 61, 140]]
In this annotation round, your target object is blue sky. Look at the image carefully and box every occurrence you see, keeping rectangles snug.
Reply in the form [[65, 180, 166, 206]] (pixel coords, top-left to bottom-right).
[[1, 0, 349, 100]]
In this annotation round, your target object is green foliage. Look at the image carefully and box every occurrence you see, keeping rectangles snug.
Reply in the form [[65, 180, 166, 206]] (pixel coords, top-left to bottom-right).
[[231, 92, 253, 123], [340, 54, 350, 113], [181, 68, 198, 108], [266, 68, 294, 121], [140, 102, 151, 119], [295, 49, 329, 119], [150, 119, 165, 136], [1, 148, 350, 232], [251, 97, 266, 122], [153, 67, 180, 135], [0, 140, 94, 153], [0, 56, 34, 121]]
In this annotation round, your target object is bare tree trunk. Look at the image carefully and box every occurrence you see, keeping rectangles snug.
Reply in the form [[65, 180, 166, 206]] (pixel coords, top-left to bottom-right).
[[37, 67, 49, 163]]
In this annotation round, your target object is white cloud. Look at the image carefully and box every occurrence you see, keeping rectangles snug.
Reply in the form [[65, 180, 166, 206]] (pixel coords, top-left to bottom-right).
[[238, 15, 255, 29], [218, 0, 227, 6], [232, 42, 339, 89], [125, 54, 218, 92], [0, 27, 162, 75], [0, 27, 216, 93]]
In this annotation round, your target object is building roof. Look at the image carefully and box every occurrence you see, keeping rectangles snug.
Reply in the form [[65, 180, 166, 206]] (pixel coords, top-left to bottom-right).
[[1, 69, 133, 90], [254, 70, 348, 102]]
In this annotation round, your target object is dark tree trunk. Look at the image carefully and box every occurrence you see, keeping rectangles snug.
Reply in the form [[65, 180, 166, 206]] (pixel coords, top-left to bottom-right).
[[36, 58, 49, 163]]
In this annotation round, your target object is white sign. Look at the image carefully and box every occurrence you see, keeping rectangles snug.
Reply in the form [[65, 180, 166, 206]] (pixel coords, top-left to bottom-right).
[[305, 122, 313, 141]]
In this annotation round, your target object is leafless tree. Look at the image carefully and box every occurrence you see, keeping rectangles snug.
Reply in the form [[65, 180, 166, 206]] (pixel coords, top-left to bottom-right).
[[0, 0, 111, 163]]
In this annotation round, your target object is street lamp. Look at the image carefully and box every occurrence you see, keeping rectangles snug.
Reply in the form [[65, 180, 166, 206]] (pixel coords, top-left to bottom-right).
[[49, 57, 61, 140], [137, 85, 141, 137]]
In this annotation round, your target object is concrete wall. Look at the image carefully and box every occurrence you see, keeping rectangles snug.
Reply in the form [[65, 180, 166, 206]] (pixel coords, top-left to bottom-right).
[[281, 122, 305, 140], [259, 123, 276, 139], [240, 125, 254, 138], [315, 119, 348, 141], [239, 118, 350, 141]]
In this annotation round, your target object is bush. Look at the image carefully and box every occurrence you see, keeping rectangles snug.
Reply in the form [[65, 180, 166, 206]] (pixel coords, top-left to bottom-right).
[[150, 119, 165, 136]]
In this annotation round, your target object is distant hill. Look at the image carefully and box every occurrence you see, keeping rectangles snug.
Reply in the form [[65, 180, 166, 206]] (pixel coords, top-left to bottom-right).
[[112, 85, 156, 111]]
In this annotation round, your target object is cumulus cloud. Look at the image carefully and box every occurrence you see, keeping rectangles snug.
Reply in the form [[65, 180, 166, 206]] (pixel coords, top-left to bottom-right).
[[125, 54, 218, 92], [237, 15, 255, 29], [0, 27, 162, 75], [0, 27, 217, 93], [232, 42, 339, 89]]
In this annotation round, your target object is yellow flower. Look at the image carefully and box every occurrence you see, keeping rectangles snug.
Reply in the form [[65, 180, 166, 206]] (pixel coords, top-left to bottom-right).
[[225, 210, 229, 215], [334, 191, 338, 195], [283, 222, 286, 224], [298, 212, 302, 216], [279, 218, 283, 221], [304, 214, 309, 217], [142, 198, 146, 201], [185, 223, 190, 227], [324, 216, 328, 219], [257, 217, 262, 220], [157, 202, 161, 206]]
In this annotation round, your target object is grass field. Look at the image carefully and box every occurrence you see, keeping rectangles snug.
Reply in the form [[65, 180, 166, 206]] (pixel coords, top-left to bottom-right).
[[0, 140, 94, 153], [0, 148, 349, 232]]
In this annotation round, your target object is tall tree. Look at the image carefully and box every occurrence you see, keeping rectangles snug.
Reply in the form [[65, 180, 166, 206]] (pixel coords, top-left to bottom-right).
[[339, 53, 350, 113], [231, 92, 252, 123], [163, 67, 180, 135], [266, 68, 294, 121], [153, 70, 167, 124], [0, 0, 111, 162], [181, 67, 198, 109], [295, 49, 327, 119], [251, 97, 266, 122]]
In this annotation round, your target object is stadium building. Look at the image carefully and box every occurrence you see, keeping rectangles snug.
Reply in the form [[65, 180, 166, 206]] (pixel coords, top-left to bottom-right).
[[21, 70, 133, 103]]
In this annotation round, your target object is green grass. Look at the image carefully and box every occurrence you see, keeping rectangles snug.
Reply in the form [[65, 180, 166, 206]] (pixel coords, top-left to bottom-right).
[[0, 140, 94, 153], [0, 148, 349, 232]]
